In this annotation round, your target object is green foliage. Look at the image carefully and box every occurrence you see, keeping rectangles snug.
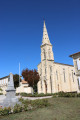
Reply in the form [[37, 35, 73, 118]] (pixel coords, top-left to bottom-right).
[[13, 104, 23, 113], [0, 98, 49, 116], [31, 99, 49, 108], [53, 91, 79, 97], [18, 92, 80, 98], [18, 97, 24, 103], [0, 88, 3, 91], [77, 93, 80, 97], [0, 88, 3, 95], [19, 92, 53, 97], [1, 98, 80, 120], [20, 98, 49, 109], [24, 104, 33, 111], [0, 107, 11, 115], [16, 93, 20, 96], [13, 74, 21, 88]]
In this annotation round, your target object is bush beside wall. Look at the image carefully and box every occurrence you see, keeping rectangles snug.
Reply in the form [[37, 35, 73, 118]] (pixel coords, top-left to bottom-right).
[[0, 98, 49, 116], [53, 91, 80, 98]]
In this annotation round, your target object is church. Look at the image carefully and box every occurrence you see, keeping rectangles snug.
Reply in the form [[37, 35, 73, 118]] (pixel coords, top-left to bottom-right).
[[37, 21, 79, 94]]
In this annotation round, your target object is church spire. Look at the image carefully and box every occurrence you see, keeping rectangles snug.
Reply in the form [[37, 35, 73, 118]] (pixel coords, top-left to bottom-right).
[[42, 21, 51, 45]]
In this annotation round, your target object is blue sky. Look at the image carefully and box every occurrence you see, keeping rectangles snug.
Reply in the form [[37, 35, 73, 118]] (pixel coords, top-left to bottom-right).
[[0, 0, 80, 78]]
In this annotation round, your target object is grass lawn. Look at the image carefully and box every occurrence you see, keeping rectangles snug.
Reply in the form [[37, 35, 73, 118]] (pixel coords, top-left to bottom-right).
[[0, 97, 80, 120]]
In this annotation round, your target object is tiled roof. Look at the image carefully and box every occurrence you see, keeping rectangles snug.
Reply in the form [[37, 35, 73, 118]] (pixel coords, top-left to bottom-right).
[[22, 79, 28, 84]]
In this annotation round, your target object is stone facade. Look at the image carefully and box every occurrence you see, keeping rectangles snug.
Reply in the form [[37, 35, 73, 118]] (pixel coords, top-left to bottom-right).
[[0, 76, 9, 94], [37, 21, 79, 94], [70, 52, 80, 92], [16, 80, 33, 94], [0, 76, 32, 94]]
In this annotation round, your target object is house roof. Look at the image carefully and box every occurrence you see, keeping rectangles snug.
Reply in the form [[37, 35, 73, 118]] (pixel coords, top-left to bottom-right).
[[22, 79, 28, 84], [69, 52, 80, 57], [0, 75, 9, 80]]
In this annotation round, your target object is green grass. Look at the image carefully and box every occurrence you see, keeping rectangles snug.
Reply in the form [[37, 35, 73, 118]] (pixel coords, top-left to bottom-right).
[[0, 97, 80, 120]]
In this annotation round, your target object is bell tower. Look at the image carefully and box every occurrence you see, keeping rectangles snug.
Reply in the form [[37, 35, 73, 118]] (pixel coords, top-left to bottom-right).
[[41, 21, 54, 61], [38, 21, 54, 94]]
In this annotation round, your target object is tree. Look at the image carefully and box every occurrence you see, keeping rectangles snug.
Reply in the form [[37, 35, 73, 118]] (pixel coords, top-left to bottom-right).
[[13, 74, 21, 88], [22, 68, 40, 93]]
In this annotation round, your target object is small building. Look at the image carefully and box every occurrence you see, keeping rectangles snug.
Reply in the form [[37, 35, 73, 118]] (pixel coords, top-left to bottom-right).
[[0, 75, 33, 94], [16, 79, 33, 94], [70, 52, 80, 92], [0, 75, 9, 94]]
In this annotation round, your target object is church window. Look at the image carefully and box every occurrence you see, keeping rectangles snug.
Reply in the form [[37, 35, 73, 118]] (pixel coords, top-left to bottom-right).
[[40, 69, 42, 76], [56, 71, 58, 80], [77, 78, 80, 90], [50, 75, 52, 93], [45, 68, 46, 74], [43, 49, 46, 59], [48, 49, 51, 59], [41, 81, 42, 87], [72, 72, 74, 82], [58, 84, 59, 92], [63, 69, 66, 82], [50, 66, 52, 74], [74, 61, 78, 70]]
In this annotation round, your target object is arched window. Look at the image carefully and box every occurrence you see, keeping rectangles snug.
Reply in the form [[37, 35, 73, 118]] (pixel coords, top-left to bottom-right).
[[45, 68, 46, 74], [58, 84, 59, 92], [43, 49, 46, 59], [77, 77, 80, 90], [48, 49, 51, 59], [50, 75, 52, 93], [56, 70, 58, 80], [50, 66, 52, 74], [41, 80, 43, 90], [72, 71, 74, 82], [40, 69, 42, 76], [63, 69, 66, 82]]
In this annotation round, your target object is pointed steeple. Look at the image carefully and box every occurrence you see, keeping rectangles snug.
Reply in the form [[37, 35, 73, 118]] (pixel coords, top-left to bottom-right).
[[42, 21, 51, 45]]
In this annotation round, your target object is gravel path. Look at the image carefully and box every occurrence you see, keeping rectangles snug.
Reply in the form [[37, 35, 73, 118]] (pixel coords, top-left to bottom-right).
[[0, 95, 52, 103]]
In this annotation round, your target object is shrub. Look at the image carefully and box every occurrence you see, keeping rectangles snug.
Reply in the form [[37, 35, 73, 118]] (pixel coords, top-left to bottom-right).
[[31, 99, 49, 108], [20, 92, 53, 97], [13, 104, 22, 113], [24, 104, 28, 111], [19, 97, 24, 103], [19, 98, 49, 111], [24, 104, 33, 111], [77, 93, 80, 97], [0, 98, 49, 116], [16, 93, 20, 96], [53, 92, 78, 98], [22, 99, 49, 109], [0, 107, 11, 115]]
